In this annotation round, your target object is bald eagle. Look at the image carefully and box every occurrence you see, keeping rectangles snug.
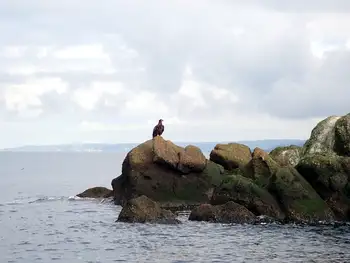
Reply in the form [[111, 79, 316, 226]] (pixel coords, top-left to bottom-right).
[[152, 119, 164, 138]]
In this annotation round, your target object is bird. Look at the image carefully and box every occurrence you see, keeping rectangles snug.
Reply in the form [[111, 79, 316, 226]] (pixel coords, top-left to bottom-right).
[[152, 119, 164, 138]]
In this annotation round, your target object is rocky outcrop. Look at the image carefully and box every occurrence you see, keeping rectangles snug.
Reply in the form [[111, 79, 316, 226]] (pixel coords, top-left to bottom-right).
[[334, 114, 350, 157], [269, 145, 302, 167], [188, 202, 255, 224], [117, 195, 180, 224], [210, 147, 335, 223], [303, 116, 341, 156], [270, 167, 334, 222], [211, 174, 285, 220], [106, 113, 350, 225], [209, 143, 252, 171], [76, 187, 113, 198], [303, 113, 350, 157], [112, 136, 226, 209], [296, 153, 350, 220]]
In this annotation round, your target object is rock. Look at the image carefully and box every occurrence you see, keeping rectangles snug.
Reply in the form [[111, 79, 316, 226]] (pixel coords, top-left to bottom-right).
[[152, 136, 207, 173], [213, 147, 336, 223], [303, 115, 341, 156], [246, 147, 279, 186], [334, 114, 350, 157], [117, 195, 181, 224], [296, 153, 350, 220], [209, 143, 252, 171], [188, 202, 255, 224], [270, 167, 335, 223], [112, 137, 226, 209], [211, 174, 285, 220], [269, 145, 302, 167], [76, 187, 113, 198], [178, 145, 207, 173]]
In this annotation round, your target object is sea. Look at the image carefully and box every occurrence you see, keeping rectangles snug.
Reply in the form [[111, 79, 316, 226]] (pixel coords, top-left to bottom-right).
[[0, 152, 349, 263]]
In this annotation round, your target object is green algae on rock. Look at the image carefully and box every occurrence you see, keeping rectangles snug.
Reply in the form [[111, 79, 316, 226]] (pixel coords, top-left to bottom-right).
[[211, 174, 285, 220], [296, 153, 350, 220], [270, 167, 335, 223], [209, 143, 252, 171]]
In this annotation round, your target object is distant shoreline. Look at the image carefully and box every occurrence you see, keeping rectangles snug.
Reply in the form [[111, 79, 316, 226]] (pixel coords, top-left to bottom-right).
[[0, 139, 305, 153]]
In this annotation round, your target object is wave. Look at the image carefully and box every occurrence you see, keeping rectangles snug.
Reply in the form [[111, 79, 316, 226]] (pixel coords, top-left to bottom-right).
[[1, 195, 113, 206]]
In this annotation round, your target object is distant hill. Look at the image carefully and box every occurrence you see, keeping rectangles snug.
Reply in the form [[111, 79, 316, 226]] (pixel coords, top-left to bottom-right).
[[0, 139, 305, 153]]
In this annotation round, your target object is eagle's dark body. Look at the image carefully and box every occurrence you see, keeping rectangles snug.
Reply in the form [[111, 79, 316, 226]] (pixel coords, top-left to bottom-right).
[[152, 119, 164, 138]]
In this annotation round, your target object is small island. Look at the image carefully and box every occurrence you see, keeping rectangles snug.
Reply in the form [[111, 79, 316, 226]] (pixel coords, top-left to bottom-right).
[[78, 113, 350, 225]]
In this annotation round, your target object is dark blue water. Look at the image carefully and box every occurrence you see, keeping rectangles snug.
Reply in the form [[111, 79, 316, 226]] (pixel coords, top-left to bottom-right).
[[0, 152, 349, 263]]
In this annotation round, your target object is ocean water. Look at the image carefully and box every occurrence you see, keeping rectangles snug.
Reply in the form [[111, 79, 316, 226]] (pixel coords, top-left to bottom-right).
[[0, 152, 349, 263]]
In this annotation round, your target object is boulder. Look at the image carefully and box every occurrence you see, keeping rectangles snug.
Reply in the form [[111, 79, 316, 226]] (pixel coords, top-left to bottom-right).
[[211, 174, 285, 220], [296, 153, 350, 220], [269, 145, 302, 167], [270, 167, 335, 223], [246, 147, 279, 186], [76, 187, 113, 198], [188, 202, 255, 224], [209, 143, 252, 171], [217, 147, 335, 223], [153, 138, 207, 173], [303, 115, 341, 156], [112, 136, 227, 209], [117, 195, 180, 224], [334, 114, 350, 157]]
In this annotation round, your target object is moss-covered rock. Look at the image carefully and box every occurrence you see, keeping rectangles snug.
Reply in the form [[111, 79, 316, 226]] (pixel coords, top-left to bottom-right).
[[76, 186, 113, 198], [211, 174, 285, 220], [334, 113, 350, 157], [112, 137, 227, 209], [188, 202, 255, 224], [296, 153, 350, 220], [269, 145, 302, 167], [246, 147, 279, 187], [117, 195, 180, 224], [153, 137, 207, 173], [270, 167, 335, 223], [303, 115, 341, 156], [209, 143, 252, 171]]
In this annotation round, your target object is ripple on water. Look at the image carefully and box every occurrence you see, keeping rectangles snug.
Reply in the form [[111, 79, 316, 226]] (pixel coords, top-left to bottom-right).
[[1, 198, 350, 263]]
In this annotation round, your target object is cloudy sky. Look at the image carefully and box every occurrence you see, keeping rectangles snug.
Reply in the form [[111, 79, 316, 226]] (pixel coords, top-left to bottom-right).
[[0, 0, 350, 148]]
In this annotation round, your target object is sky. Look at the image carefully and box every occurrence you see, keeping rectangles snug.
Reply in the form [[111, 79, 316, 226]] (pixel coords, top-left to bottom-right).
[[0, 0, 350, 148]]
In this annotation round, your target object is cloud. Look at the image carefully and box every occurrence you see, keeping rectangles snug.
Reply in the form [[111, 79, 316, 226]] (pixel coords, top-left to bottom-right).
[[0, 0, 350, 147]]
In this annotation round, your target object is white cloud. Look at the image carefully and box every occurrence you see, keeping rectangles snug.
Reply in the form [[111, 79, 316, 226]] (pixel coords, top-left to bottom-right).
[[0, 0, 350, 148], [1, 77, 68, 117], [72, 81, 124, 110], [53, 44, 109, 59], [0, 46, 27, 58]]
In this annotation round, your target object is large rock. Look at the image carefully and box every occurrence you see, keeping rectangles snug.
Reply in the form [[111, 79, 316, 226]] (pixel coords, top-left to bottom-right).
[[223, 148, 333, 222], [296, 153, 350, 220], [302, 113, 350, 157], [303, 116, 341, 156], [117, 195, 180, 224], [334, 114, 350, 157], [211, 174, 285, 220], [76, 187, 113, 198], [270, 167, 335, 223], [246, 147, 279, 186], [112, 136, 226, 209], [188, 202, 255, 224], [269, 145, 302, 167], [209, 143, 252, 171]]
